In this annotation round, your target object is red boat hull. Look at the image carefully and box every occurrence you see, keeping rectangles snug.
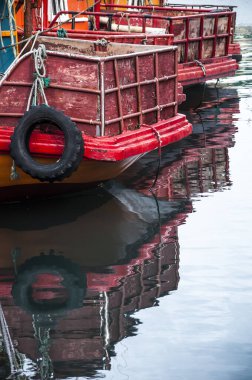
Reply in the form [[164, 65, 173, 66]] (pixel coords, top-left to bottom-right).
[[0, 38, 192, 199]]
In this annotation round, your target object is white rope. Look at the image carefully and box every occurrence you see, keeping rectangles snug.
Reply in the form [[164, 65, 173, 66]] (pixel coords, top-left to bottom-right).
[[0, 303, 19, 374], [27, 44, 48, 110], [6, 0, 17, 58], [194, 59, 206, 76]]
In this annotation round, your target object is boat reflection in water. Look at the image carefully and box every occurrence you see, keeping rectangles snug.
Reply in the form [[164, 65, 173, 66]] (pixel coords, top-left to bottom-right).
[[0, 85, 239, 379]]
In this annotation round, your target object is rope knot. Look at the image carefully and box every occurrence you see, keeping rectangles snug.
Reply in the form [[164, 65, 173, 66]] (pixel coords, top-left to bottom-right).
[[57, 28, 68, 38], [27, 44, 49, 109]]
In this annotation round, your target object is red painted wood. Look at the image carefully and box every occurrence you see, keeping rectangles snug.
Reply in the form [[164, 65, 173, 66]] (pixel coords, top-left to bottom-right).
[[0, 38, 192, 168], [0, 114, 192, 161], [178, 57, 238, 86], [41, 5, 239, 85], [69, 6, 236, 64]]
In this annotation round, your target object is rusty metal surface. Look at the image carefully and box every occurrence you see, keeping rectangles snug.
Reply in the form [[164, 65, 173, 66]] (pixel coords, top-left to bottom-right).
[[0, 38, 178, 136], [85, 5, 235, 64]]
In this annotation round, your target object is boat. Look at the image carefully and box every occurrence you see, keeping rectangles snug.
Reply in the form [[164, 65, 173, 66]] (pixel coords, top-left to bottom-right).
[[153, 2, 242, 62], [0, 1, 192, 201], [95, 3, 241, 85], [15, 0, 241, 86], [0, 89, 239, 376]]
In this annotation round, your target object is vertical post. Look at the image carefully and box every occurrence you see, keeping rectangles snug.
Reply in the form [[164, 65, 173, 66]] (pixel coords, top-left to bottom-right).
[[94, 1, 100, 30], [184, 164, 191, 198], [42, 0, 48, 30], [142, 17, 146, 33], [114, 59, 125, 133], [199, 15, 203, 60], [24, 0, 33, 39], [100, 61, 105, 136], [154, 53, 160, 121], [226, 13, 232, 56], [168, 18, 173, 35], [211, 149, 217, 190], [136, 56, 143, 126], [174, 48, 178, 115], [184, 18, 189, 63], [231, 12, 236, 43], [198, 157, 203, 193], [224, 147, 230, 184], [212, 14, 218, 58]]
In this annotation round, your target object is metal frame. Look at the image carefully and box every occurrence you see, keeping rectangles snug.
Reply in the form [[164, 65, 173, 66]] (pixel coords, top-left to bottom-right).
[[49, 7, 234, 64], [168, 12, 233, 62], [0, 39, 178, 137]]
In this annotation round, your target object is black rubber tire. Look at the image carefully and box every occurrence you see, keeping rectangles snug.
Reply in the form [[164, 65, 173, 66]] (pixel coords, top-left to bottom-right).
[[12, 255, 87, 316], [10, 105, 84, 182]]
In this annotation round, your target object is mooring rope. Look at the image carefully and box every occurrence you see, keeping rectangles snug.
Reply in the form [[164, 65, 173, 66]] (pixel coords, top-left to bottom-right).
[[0, 303, 20, 374], [6, 0, 17, 58], [145, 124, 162, 189], [27, 43, 49, 110], [10, 42, 49, 180], [194, 59, 206, 76]]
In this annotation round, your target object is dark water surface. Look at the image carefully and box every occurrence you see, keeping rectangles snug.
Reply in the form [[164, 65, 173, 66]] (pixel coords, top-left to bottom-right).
[[0, 39, 251, 379]]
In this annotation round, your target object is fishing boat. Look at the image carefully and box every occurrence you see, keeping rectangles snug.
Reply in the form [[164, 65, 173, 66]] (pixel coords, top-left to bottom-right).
[[94, 3, 240, 86], [0, 1, 192, 201], [15, 0, 240, 86], [0, 92, 238, 376], [133, 2, 242, 61]]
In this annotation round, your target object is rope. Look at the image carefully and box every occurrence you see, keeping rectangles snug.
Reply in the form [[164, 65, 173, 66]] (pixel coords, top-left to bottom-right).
[[193, 82, 206, 111], [10, 160, 19, 180], [2, 0, 99, 179], [193, 60, 207, 111], [6, 0, 17, 58], [115, 12, 130, 32], [10, 43, 50, 180], [26, 43, 49, 110], [116, 12, 125, 31], [0, 303, 20, 374], [145, 124, 162, 189], [194, 59, 206, 76]]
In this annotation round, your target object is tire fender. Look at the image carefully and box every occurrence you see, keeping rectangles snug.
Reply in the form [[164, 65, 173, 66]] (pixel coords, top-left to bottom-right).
[[10, 105, 84, 182]]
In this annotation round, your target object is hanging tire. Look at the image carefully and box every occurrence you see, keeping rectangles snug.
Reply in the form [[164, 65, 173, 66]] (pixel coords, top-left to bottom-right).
[[10, 105, 84, 182]]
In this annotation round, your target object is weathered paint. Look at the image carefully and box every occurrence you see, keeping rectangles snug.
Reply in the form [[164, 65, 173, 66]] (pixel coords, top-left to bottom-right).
[[0, 37, 180, 135], [95, 5, 240, 62], [0, 38, 191, 194], [45, 6, 239, 85]]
